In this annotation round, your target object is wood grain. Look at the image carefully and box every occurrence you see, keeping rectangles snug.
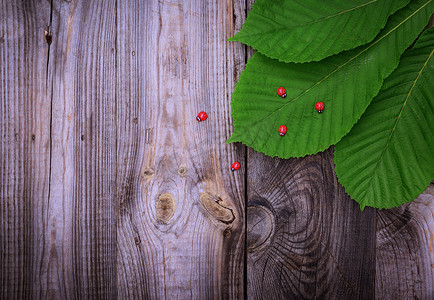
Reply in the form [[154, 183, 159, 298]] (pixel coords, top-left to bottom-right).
[[246, 148, 377, 299], [44, 0, 118, 298], [0, 1, 50, 298], [376, 184, 434, 299], [1, 1, 433, 299], [115, 0, 246, 298], [374, 18, 434, 300]]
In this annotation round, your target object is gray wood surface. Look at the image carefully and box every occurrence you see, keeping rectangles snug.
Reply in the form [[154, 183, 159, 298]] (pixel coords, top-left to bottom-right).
[[0, 1, 51, 298], [47, 1, 118, 298], [374, 16, 434, 299], [246, 149, 377, 299], [376, 184, 434, 300], [1, 0, 433, 299], [114, 0, 246, 298]]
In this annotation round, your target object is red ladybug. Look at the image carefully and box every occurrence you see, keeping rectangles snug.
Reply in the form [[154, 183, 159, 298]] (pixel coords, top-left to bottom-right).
[[277, 87, 287, 98], [231, 161, 241, 171], [278, 125, 287, 136], [315, 102, 324, 113], [196, 111, 208, 121]]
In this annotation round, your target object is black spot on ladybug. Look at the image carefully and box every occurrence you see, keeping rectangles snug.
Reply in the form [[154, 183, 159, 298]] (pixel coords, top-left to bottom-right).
[[231, 161, 241, 171], [278, 125, 287, 137], [197, 111, 208, 122], [277, 87, 287, 98], [315, 101, 325, 113]]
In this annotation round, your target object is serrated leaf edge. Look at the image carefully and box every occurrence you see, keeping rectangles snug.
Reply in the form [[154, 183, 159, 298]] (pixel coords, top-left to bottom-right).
[[229, 0, 412, 63], [228, 0, 433, 158], [334, 30, 434, 210]]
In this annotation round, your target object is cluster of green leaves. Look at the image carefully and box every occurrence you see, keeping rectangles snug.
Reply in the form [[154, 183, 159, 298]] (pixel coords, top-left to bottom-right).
[[227, 0, 434, 210]]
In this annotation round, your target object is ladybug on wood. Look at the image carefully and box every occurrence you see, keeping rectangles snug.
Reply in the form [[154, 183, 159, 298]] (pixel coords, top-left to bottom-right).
[[277, 87, 287, 98], [278, 125, 287, 136], [196, 111, 208, 121], [315, 102, 324, 113], [231, 161, 241, 171]]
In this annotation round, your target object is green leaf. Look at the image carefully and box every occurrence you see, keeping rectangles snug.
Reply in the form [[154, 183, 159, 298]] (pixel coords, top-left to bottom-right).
[[334, 27, 434, 210], [230, 0, 410, 63], [227, 0, 434, 158]]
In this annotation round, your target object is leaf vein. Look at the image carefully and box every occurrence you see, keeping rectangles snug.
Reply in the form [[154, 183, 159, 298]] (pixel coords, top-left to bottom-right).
[[242, 0, 379, 35], [360, 48, 433, 196], [239, 0, 432, 132]]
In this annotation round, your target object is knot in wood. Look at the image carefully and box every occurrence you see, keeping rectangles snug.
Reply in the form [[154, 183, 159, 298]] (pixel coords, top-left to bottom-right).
[[142, 168, 154, 179], [44, 29, 52, 45], [247, 205, 275, 252], [178, 165, 187, 176], [156, 193, 176, 224], [199, 193, 235, 224]]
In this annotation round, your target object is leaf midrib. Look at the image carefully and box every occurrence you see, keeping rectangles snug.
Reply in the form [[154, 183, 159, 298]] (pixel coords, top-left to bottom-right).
[[239, 0, 432, 131], [239, 0, 379, 36], [359, 48, 434, 202]]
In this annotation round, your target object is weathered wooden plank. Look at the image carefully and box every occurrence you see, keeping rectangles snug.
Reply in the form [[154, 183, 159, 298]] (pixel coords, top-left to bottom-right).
[[0, 1, 51, 298], [246, 149, 377, 299], [42, 0, 118, 298], [4, 1, 430, 298], [373, 18, 434, 300], [115, 0, 246, 298], [376, 184, 434, 299]]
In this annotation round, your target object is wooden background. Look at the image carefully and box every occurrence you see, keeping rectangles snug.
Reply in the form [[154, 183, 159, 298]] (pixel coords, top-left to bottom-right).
[[1, 0, 433, 299]]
